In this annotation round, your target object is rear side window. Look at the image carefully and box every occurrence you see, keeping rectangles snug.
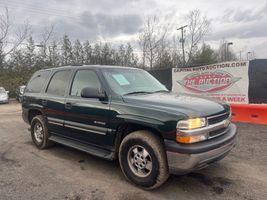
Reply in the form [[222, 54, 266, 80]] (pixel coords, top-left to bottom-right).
[[70, 70, 101, 96], [46, 70, 71, 96], [25, 70, 50, 93]]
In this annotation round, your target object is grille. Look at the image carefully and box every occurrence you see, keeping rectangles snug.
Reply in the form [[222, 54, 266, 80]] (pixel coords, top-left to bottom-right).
[[207, 111, 230, 139], [209, 127, 227, 139], [207, 112, 230, 125]]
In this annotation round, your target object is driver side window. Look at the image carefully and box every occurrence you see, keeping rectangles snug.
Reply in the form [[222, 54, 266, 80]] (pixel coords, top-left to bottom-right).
[[70, 70, 101, 97]]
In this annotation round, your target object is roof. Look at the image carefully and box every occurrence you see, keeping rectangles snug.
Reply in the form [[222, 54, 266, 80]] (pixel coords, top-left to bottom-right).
[[40, 65, 139, 72]]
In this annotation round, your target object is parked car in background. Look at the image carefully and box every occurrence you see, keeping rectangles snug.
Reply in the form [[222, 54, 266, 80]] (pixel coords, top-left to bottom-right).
[[16, 85, 26, 103], [0, 87, 9, 104]]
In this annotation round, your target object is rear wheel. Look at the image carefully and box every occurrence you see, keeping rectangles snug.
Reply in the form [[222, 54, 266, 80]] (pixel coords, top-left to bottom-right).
[[119, 130, 169, 190], [31, 115, 53, 149]]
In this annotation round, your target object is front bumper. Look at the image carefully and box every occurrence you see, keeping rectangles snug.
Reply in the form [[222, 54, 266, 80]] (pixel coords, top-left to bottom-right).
[[0, 99, 8, 103], [165, 123, 237, 174]]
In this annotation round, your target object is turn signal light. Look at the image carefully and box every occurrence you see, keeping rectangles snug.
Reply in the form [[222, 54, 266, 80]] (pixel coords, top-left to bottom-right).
[[176, 133, 208, 143]]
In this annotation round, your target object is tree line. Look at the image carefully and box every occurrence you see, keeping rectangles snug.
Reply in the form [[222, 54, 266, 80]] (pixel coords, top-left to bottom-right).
[[0, 8, 236, 97], [1, 34, 140, 96], [6, 35, 139, 71]]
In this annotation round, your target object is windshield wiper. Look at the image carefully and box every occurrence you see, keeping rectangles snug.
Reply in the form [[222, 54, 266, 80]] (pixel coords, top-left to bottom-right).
[[124, 90, 169, 96], [123, 91, 152, 95], [152, 90, 169, 93]]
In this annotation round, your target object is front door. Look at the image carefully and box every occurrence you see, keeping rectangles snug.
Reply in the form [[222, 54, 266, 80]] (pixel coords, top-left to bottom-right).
[[64, 69, 113, 148]]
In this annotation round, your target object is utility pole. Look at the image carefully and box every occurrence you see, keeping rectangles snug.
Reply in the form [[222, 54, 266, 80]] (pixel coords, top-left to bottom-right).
[[177, 25, 187, 67], [224, 42, 227, 61], [247, 52, 252, 60], [227, 42, 233, 61], [225, 42, 233, 61]]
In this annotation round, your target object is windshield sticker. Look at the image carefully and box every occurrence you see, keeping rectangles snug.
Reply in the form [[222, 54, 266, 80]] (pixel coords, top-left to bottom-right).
[[112, 74, 130, 85]]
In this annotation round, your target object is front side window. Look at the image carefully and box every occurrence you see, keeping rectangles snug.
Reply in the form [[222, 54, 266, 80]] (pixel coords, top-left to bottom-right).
[[46, 70, 71, 96], [70, 70, 101, 96], [25, 70, 50, 93]]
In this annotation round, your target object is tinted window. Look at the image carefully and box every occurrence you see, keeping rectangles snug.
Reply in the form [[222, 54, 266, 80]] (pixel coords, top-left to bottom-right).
[[25, 71, 50, 93], [46, 70, 71, 96], [70, 70, 101, 96]]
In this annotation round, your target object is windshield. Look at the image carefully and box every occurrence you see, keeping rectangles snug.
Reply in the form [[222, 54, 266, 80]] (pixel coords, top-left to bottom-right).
[[0, 88, 5, 93], [102, 68, 168, 95]]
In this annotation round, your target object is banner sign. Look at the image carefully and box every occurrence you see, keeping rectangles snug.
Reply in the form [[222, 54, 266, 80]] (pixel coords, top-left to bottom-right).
[[172, 61, 249, 104]]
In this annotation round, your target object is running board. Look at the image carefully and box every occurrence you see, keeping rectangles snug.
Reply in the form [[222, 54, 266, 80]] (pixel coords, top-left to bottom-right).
[[49, 135, 114, 160]]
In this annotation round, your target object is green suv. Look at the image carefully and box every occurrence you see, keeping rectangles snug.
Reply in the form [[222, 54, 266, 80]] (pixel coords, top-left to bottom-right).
[[22, 65, 237, 189]]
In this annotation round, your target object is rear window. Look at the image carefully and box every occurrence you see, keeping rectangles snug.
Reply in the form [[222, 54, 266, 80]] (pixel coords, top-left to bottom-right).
[[25, 70, 50, 93], [46, 70, 71, 96]]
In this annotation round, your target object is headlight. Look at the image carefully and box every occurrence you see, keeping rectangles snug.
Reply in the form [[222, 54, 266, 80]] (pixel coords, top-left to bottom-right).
[[176, 118, 207, 144], [177, 118, 206, 130]]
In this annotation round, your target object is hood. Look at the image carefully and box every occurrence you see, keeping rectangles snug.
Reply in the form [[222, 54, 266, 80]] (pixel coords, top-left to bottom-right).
[[122, 92, 229, 117], [0, 93, 8, 98]]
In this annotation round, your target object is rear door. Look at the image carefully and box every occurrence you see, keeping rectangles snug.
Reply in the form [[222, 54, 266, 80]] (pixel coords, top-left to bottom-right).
[[42, 69, 72, 136], [23, 70, 51, 122], [64, 69, 113, 148]]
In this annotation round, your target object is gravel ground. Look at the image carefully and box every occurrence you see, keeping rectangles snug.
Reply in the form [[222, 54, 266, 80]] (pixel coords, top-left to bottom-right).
[[0, 102, 266, 200]]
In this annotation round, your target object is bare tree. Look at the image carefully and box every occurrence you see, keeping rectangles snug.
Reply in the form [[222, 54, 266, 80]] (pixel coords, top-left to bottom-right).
[[49, 41, 60, 67], [39, 24, 55, 64], [171, 36, 183, 67], [184, 10, 210, 66], [155, 34, 170, 68], [73, 39, 84, 65], [0, 8, 9, 45], [0, 7, 30, 67], [138, 31, 147, 68], [138, 16, 168, 70]]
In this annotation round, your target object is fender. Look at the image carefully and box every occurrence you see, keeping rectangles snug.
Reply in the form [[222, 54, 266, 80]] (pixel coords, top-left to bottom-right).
[[116, 114, 165, 130], [22, 104, 44, 124], [114, 113, 177, 140]]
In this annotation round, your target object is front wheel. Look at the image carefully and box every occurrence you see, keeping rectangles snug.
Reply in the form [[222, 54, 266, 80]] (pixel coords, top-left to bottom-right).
[[119, 130, 169, 190]]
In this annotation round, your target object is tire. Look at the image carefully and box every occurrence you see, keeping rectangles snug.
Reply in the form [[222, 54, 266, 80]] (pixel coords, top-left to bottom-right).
[[119, 130, 169, 190], [30, 115, 53, 149]]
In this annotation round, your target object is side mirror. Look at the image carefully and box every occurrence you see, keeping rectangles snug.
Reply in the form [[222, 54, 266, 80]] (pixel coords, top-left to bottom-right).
[[6, 91, 9, 94], [81, 87, 105, 100]]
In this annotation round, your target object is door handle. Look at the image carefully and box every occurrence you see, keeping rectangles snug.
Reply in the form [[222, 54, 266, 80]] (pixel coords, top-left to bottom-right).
[[41, 99, 47, 105], [65, 102, 72, 109]]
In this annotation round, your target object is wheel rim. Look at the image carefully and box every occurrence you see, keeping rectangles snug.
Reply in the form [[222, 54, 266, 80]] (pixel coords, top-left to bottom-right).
[[34, 122, 44, 143], [127, 145, 153, 178]]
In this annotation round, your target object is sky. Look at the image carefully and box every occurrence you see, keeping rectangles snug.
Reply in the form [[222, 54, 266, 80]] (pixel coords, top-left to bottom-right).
[[0, 0, 267, 59]]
